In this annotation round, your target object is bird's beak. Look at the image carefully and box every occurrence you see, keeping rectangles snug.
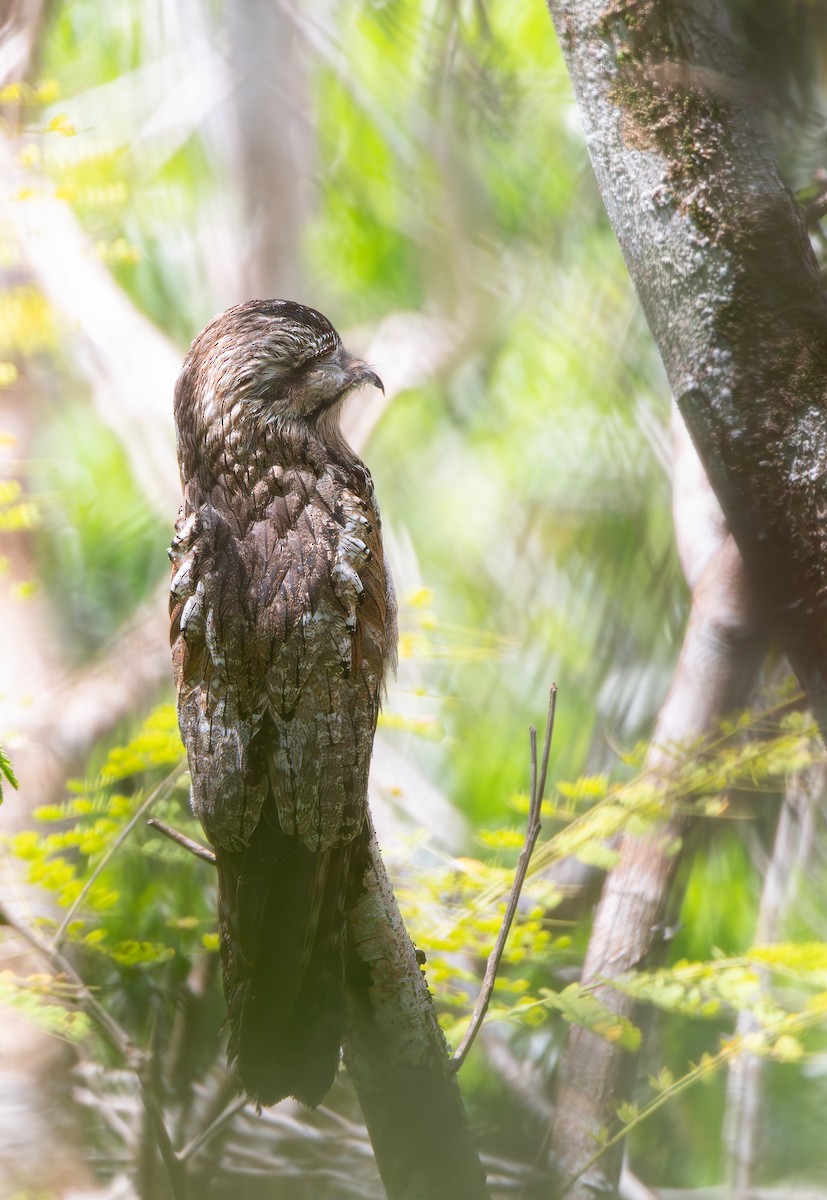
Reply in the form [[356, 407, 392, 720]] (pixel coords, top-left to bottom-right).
[[338, 342, 383, 395], [352, 363, 384, 394]]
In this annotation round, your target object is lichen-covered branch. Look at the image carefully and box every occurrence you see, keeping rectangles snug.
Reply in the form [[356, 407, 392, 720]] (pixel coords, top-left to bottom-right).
[[546, 0, 827, 734], [345, 819, 491, 1200], [545, 5, 827, 1193]]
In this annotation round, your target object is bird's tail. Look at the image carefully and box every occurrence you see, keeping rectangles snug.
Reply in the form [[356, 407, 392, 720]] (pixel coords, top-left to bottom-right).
[[216, 800, 368, 1107]]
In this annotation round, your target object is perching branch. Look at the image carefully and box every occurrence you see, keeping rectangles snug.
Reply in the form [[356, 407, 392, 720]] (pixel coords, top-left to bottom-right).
[[451, 683, 556, 1072], [344, 816, 491, 1200]]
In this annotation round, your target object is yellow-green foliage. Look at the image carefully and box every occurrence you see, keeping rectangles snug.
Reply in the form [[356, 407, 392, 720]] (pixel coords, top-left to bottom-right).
[[0, 970, 91, 1041], [4, 686, 826, 1152], [93, 704, 183, 783], [0, 285, 57, 358], [580, 947, 827, 1172], [0, 480, 39, 534], [395, 690, 823, 1069], [6, 705, 205, 983]]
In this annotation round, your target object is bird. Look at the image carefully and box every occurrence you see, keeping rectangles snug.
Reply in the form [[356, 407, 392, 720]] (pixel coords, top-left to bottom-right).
[[169, 299, 396, 1107]]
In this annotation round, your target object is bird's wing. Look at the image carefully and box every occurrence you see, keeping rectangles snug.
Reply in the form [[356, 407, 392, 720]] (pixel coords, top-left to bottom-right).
[[170, 501, 268, 851], [170, 462, 393, 855], [241, 465, 391, 851]]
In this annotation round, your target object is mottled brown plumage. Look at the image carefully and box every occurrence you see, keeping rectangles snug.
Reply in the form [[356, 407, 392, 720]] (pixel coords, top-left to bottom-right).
[[169, 300, 396, 1106]]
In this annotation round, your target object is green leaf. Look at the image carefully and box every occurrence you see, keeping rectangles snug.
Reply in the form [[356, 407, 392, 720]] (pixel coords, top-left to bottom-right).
[[477, 828, 526, 850], [0, 970, 91, 1042], [616, 1101, 640, 1125], [542, 983, 641, 1050], [0, 745, 18, 801], [649, 1066, 675, 1093], [108, 940, 175, 967]]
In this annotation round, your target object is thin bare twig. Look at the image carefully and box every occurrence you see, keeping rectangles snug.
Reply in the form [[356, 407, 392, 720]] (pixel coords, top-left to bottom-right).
[[147, 818, 216, 865], [178, 1095, 249, 1164], [537, 685, 557, 806], [450, 684, 557, 1071], [0, 898, 131, 1058], [0, 902, 187, 1199], [139, 1077, 188, 1200]]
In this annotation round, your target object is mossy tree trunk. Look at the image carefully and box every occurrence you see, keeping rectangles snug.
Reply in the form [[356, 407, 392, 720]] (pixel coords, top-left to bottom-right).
[[547, 0, 827, 733], [545, 2, 827, 1196]]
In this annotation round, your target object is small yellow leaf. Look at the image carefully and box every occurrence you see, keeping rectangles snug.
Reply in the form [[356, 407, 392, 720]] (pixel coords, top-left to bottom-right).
[[45, 113, 76, 137]]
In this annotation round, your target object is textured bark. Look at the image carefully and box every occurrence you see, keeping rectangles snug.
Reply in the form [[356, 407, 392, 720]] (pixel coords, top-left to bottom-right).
[[346, 820, 491, 1200], [547, 0, 827, 735], [546, 3, 827, 1194]]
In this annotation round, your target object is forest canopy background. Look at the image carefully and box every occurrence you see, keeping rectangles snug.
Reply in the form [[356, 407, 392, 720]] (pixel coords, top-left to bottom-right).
[[1, 2, 827, 1199]]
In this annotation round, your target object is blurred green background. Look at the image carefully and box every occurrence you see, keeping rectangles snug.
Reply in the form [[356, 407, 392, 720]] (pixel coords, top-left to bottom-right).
[[1, 2, 826, 1198]]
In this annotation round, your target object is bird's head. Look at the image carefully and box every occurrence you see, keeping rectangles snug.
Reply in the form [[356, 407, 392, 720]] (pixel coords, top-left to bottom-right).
[[174, 299, 383, 485]]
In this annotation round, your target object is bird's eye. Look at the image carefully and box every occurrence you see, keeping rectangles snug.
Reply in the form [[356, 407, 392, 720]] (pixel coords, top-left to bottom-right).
[[291, 354, 318, 377]]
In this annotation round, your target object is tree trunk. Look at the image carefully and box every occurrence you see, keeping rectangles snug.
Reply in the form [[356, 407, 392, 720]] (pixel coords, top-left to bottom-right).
[[346, 820, 491, 1200], [542, 2, 827, 1193], [226, 0, 312, 300], [546, 0, 827, 735]]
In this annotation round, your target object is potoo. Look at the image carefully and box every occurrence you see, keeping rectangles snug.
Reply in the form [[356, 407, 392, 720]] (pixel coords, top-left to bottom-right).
[[169, 300, 396, 1106]]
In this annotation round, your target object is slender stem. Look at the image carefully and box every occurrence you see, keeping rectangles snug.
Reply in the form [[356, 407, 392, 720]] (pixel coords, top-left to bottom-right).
[[147, 818, 216, 865], [0, 899, 130, 1056], [0, 903, 187, 1199], [139, 1077, 188, 1200], [450, 685, 557, 1071], [52, 768, 182, 950], [178, 1096, 248, 1164], [537, 683, 557, 806]]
